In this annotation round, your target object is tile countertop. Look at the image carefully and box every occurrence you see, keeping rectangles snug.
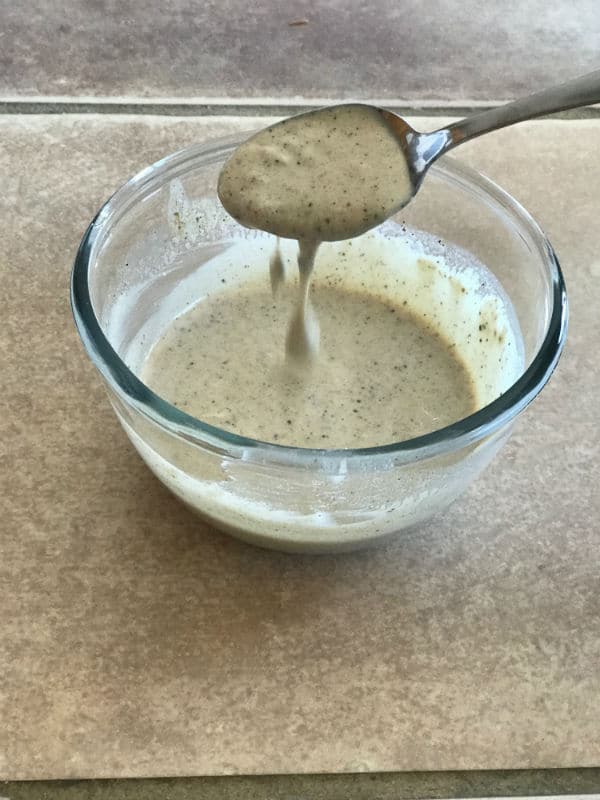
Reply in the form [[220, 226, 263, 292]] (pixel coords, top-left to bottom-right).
[[1, 115, 599, 781], [1, 0, 599, 102]]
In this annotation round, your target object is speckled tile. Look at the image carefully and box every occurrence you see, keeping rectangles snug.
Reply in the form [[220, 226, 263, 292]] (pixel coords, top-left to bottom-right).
[[0, 0, 599, 101], [1, 114, 599, 781]]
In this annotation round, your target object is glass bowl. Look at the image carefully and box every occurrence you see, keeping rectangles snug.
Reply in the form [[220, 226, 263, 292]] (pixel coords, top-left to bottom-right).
[[71, 132, 567, 553]]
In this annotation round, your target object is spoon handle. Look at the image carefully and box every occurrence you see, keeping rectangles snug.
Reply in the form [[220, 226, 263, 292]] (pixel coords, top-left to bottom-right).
[[445, 68, 600, 147]]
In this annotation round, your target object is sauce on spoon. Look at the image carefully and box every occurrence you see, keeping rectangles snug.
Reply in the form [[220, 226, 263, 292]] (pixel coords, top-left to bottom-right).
[[218, 105, 413, 363]]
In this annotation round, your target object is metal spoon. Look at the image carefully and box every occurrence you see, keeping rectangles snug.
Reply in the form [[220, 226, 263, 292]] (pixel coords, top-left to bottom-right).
[[218, 69, 600, 242], [383, 67, 600, 202]]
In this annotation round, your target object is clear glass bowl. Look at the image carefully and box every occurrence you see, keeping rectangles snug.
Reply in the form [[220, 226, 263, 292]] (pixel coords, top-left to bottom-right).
[[71, 132, 567, 553]]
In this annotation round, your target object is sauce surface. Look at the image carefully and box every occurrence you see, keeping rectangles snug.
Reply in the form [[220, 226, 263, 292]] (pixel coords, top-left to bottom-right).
[[142, 279, 476, 449], [217, 104, 413, 242]]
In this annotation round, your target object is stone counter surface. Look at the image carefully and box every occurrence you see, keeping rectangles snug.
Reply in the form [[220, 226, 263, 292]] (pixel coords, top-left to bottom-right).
[[1, 115, 599, 781], [1, 0, 599, 102]]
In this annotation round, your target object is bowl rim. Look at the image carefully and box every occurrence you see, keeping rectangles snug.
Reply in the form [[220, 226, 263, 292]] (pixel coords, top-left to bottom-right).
[[71, 132, 568, 467]]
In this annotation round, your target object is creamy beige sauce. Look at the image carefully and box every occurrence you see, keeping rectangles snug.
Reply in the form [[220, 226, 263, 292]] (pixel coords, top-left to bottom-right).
[[140, 107, 483, 454], [217, 104, 413, 241], [142, 278, 476, 449], [218, 104, 414, 364], [269, 237, 285, 294], [284, 238, 320, 363], [129, 231, 522, 551]]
